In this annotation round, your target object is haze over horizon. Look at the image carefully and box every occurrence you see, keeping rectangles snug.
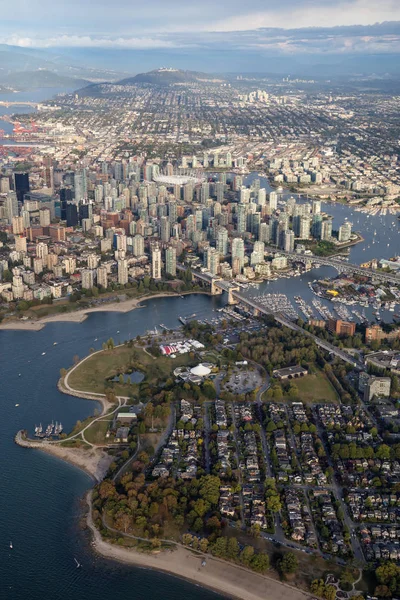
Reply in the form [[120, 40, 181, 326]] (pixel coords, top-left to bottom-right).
[[0, 1, 399, 80], [0, 0, 399, 64]]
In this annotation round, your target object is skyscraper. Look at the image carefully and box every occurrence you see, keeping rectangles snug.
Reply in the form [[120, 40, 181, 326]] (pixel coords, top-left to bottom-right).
[[299, 216, 311, 239], [321, 218, 333, 241], [133, 234, 144, 257], [217, 227, 228, 257], [97, 265, 108, 288], [236, 204, 247, 234], [216, 182, 224, 203], [250, 213, 260, 239], [74, 169, 87, 202], [250, 241, 265, 265], [165, 246, 177, 276], [338, 221, 352, 242], [160, 216, 170, 243], [257, 188, 266, 206], [151, 244, 162, 280], [269, 191, 278, 211], [312, 200, 321, 215], [6, 192, 18, 223], [81, 269, 94, 290], [311, 214, 323, 239], [200, 182, 210, 204], [66, 203, 78, 227], [168, 200, 177, 224], [14, 172, 30, 204], [259, 222, 270, 243], [283, 230, 295, 252], [231, 237, 244, 273], [208, 248, 220, 276], [118, 259, 128, 285], [240, 187, 250, 203]]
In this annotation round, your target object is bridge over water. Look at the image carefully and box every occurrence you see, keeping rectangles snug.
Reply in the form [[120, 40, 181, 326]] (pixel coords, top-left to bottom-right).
[[179, 265, 364, 369], [0, 101, 40, 108], [264, 246, 400, 285]]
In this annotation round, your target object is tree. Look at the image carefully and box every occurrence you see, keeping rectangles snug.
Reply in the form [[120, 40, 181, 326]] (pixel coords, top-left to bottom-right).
[[311, 579, 326, 597], [278, 552, 298, 576], [324, 585, 336, 600], [376, 561, 400, 586], [374, 585, 391, 597], [17, 300, 29, 312], [240, 546, 255, 565], [376, 444, 391, 460], [250, 523, 261, 538], [199, 538, 209, 553], [202, 380, 216, 399], [199, 475, 220, 505], [182, 534, 193, 546], [193, 498, 209, 517], [226, 538, 240, 560], [250, 553, 270, 573], [2, 269, 12, 282], [212, 537, 228, 558], [266, 494, 282, 513]]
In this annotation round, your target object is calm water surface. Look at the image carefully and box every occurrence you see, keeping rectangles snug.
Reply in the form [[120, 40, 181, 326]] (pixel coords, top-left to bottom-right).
[[0, 294, 225, 600]]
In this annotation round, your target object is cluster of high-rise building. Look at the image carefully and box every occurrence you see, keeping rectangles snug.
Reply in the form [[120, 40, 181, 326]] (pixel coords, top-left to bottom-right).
[[0, 154, 354, 304]]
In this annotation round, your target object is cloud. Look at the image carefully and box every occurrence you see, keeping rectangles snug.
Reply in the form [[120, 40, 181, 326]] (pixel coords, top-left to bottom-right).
[[1, 34, 184, 49], [1, 0, 400, 36], [207, 0, 400, 31], [1, 2, 400, 56]]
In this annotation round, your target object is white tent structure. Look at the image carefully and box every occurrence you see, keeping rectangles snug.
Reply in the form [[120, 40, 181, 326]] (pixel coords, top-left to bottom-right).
[[190, 364, 211, 377]]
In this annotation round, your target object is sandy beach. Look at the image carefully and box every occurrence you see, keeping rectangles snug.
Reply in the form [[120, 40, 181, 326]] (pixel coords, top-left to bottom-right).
[[15, 431, 113, 481], [86, 494, 308, 600], [0, 291, 210, 331]]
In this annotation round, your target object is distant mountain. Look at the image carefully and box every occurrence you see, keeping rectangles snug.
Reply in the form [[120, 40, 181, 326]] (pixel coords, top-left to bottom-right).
[[1, 69, 89, 90], [118, 68, 225, 86], [0, 45, 122, 90], [0, 48, 56, 75]]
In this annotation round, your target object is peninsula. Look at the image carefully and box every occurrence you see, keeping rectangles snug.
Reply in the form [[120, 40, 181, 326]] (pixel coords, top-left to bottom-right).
[[16, 315, 378, 600]]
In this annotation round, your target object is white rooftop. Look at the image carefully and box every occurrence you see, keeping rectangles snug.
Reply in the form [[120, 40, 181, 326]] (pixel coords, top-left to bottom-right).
[[190, 364, 211, 377]]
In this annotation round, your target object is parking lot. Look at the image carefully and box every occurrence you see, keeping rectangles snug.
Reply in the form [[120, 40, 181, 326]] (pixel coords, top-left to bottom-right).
[[223, 368, 263, 394]]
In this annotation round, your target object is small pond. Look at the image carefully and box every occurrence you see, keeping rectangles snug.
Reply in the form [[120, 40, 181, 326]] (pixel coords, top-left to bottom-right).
[[112, 371, 144, 384]]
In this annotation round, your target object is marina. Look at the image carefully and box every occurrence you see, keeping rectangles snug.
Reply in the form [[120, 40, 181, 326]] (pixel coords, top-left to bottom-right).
[[253, 293, 298, 320], [34, 421, 63, 438]]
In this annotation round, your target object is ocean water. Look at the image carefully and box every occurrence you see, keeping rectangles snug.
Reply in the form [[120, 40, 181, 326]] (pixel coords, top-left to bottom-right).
[[0, 294, 225, 600]]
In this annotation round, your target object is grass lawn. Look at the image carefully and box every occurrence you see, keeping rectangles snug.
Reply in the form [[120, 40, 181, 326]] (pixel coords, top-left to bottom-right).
[[67, 345, 194, 396], [85, 419, 113, 444], [289, 369, 339, 404]]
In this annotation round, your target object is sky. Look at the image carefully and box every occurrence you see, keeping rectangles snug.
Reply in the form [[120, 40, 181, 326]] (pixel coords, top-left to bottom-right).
[[1, 0, 400, 56]]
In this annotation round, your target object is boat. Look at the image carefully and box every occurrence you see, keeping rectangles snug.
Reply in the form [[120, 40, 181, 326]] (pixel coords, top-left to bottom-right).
[[41, 352, 46, 356], [15, 404, 19, 407], [53, 342, 57, 346], [94, 338, 98, 341], [45, 422, 54, 437], [9, 541, 12, 549], [74, 558, 81, 568]]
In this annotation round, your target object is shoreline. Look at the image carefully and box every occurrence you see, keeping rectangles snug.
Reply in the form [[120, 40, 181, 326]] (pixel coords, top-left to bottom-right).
[[15, 431, 112, 482], [85, 493, 309, 600], [0, 290, 212, 331]]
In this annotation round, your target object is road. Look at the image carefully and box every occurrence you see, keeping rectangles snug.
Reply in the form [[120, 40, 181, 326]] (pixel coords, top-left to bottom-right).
[[203, 401, 212, 474], [311, 405, 365, 564]]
